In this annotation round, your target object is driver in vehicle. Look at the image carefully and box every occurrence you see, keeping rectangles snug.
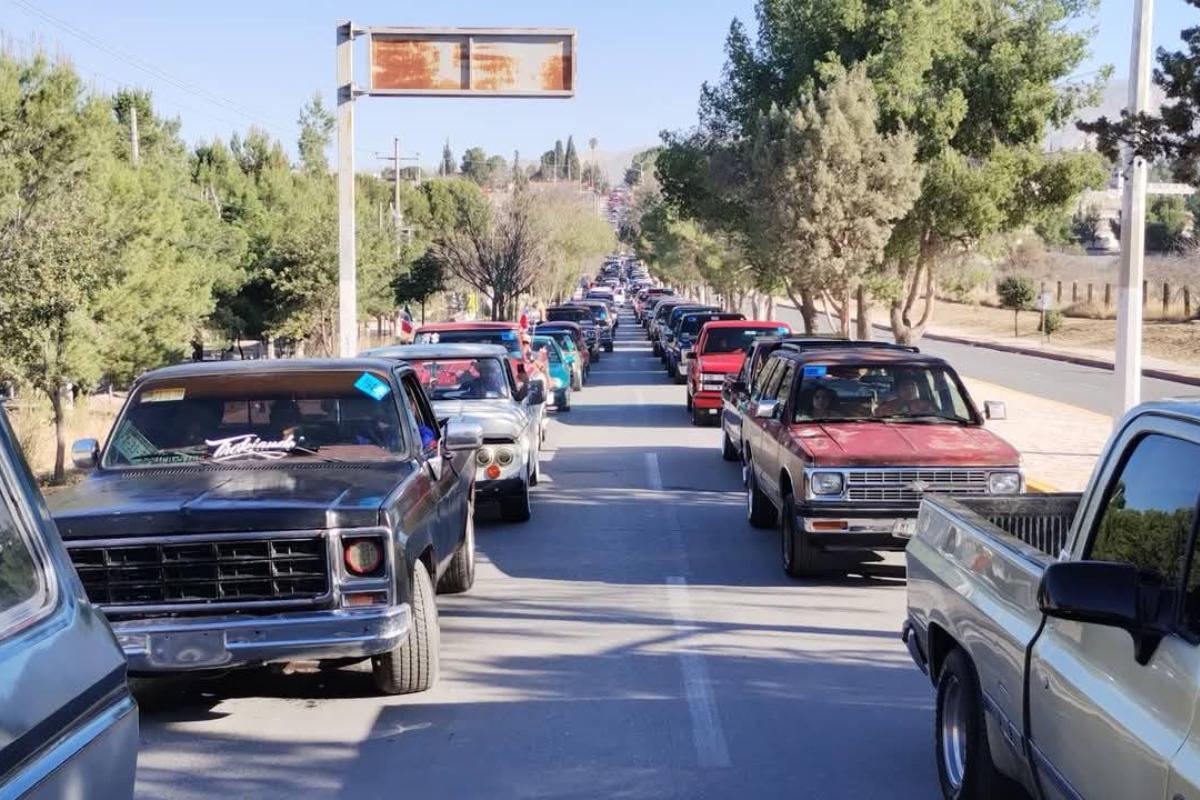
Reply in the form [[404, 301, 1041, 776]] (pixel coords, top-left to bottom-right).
[[878, 378, 937, 416]]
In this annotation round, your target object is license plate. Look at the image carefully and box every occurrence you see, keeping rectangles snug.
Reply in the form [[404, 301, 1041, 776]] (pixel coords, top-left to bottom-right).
[[149, 630, 230, 668], [893, 519, 917, 538]]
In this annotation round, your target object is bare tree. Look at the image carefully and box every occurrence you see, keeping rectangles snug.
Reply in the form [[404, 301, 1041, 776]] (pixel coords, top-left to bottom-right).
[[434, 188, 549, 320]]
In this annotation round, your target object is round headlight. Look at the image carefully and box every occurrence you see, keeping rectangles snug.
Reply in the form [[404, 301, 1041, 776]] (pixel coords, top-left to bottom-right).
[[344, 539, 383, 576], [988, 472, 1021, 494], [476, 448, 493, 467], [495, 447, 515, 466], [810, 472, 845, 496]]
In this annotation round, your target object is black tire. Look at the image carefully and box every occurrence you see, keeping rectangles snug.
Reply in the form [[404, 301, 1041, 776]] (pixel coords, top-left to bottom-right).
[[372, 560, 439, 694], [686, 392, 693, 412], [721, 428, 739, 462], [781, 492, 823, 578], [605, 341, 614, 353], [437, 497, 476, 594], [592, 350, 602, 363], [560, 390, 572, 412], [935, 649, 1001, 800], [652, 342, 661, 357], [691, 406, 708, 426], [571, 370, 582, 391], [501, 473, 532, 522], [746, 461, 777, 529]]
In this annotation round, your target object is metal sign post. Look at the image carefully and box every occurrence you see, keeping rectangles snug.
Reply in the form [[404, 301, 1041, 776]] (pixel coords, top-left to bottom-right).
[[1114, 0, 1155, 417], [334, 22, 576, 356]]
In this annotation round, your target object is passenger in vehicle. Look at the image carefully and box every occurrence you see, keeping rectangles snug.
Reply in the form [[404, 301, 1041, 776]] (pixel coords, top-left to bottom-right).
[[878, 379, 937, 416]]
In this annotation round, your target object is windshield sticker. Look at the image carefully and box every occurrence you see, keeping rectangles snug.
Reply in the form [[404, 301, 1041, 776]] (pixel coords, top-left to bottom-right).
[[141, 387, 185, 403], [113, 424, 160, 462], [501, 331, 518, 340], [355, 372, 392, 401], [803, 365, 828, 378], [206, 433, 296, 461], [417, 332, 440, 344]]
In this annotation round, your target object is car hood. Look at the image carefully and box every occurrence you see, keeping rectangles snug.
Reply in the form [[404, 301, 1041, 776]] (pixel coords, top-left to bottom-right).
[[48, 463, 415, 540], [696, 353, 745, 374], [432, 398, 527, 440], [790, 422, 1019, 468]]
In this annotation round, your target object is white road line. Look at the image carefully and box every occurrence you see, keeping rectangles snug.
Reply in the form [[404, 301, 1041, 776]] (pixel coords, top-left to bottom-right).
[[666, 576, 731, 769]]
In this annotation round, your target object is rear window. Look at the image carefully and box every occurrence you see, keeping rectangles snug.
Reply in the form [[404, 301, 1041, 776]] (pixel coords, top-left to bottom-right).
[[680, 315, 744, 336], [548, 309, 594, 324], [415, 329, 522, 358], [703, 327, 791, 353], [103, 371, 408, 467], [409, 358, 510, 401], [532, 340, 563, 363]]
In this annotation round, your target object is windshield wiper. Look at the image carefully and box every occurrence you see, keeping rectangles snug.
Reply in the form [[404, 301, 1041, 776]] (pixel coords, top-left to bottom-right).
[[287, 445, 348, 463], [874, 415, 965, 424]]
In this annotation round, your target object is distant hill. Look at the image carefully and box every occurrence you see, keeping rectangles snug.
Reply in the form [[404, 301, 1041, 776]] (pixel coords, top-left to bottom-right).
[[1044, 77, 1167, 152]]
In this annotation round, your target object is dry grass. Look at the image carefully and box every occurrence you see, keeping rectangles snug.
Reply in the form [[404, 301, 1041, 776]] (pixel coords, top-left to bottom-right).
[[7, 393, 123, 484]]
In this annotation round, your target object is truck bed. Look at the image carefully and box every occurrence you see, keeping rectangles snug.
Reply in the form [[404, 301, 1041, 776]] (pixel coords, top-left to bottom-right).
[[938, 493, 1083, 558]]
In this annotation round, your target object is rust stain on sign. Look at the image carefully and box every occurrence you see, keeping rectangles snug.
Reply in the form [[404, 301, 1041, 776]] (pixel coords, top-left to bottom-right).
[[471, 48, 517, 91], [372, 38, 465, 91], [541, 54, 570, 91]]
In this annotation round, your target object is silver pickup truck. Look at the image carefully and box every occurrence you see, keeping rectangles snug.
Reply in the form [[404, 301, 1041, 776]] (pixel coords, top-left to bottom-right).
[[905, 399, 1200, 800]]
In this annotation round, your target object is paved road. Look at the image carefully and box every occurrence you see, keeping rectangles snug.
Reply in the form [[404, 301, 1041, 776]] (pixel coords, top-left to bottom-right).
[[767, 304, 1193, 414], [132, 312, 938, 800]]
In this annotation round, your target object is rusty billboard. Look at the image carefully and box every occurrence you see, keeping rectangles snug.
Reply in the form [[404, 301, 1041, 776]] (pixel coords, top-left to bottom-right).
[[367, 28, 575, 97]]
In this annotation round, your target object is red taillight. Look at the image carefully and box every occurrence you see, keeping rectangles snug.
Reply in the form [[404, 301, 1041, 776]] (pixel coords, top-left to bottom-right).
[[344, 539, 383, 576], [486, 464, 502, 479]]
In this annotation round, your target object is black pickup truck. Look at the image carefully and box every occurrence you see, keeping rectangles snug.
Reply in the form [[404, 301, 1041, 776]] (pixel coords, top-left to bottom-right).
[[50, 358, 482, 695]]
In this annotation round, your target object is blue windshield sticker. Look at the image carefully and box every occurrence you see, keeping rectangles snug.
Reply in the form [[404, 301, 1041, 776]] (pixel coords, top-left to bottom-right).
[[803, 365, 828, 378], [355, 372, 392, 401], [501, 331, 518, 340], [777, 327, 790, 335]]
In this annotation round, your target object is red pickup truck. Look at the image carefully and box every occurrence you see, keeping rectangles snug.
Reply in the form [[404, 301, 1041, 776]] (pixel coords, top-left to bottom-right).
[[741, 347, 1021, 578], [686, 320, 792, 426]]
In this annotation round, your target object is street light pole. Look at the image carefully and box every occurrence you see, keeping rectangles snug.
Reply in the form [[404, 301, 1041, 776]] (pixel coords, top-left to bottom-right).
[[1114, 0, 1155, 418]]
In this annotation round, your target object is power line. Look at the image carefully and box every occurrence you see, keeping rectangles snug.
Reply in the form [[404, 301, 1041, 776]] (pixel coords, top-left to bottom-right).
[[9, 0, 292, 134]]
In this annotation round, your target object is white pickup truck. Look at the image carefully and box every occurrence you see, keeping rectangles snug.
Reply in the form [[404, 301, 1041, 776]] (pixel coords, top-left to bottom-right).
[[905, 400, 1200, 800]]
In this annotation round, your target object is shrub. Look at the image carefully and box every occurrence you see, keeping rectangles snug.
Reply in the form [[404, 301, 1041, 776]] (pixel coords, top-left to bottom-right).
[[1041, 309, 1064, 337], [941, 260, 992, 304]]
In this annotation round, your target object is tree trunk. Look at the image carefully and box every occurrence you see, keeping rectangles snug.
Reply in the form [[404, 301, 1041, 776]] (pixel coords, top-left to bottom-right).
[[840, 287, 853, 339], [750, 293, 762, 319], [266, 337, 276, 359], [1013, 310, 1019, 337], [766, 294, 775, 320], [784, 283, 817, 334], [50, 385, 66, 484], [855, 285, 871, 340]]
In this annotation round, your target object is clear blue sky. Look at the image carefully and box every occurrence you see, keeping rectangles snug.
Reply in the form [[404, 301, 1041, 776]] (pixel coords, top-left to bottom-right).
[[0, 0, 1193, 173]]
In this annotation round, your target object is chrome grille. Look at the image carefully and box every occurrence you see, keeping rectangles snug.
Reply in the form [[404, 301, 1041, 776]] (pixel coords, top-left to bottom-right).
[[845, 470, 990, 502], [69, 534, 329, 609]]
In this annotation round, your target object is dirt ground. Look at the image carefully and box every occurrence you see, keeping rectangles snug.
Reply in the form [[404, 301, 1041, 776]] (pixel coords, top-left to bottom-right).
[[7, 393, 123, 486], [931, 300, 1200, 367]]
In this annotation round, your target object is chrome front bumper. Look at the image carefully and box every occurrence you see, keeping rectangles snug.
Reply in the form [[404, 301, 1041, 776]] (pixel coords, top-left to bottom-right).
[[113, 603, 410, 672]]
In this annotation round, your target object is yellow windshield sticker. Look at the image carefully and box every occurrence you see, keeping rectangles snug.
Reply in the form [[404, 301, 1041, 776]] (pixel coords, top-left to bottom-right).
[[141, 387, 185, 403]]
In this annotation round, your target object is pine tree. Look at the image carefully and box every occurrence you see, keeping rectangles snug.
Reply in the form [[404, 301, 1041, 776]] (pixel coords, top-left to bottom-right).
[[553, 139, 565, 179], [565, 135, 581, 182], [440, 140, 456, 176]]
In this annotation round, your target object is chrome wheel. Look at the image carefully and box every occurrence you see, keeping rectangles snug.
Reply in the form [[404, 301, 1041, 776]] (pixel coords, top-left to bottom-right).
[[940, 674, 968, 790]]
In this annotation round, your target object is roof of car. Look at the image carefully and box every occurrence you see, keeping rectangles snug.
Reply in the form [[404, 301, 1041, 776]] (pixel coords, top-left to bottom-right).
[[135, 358, 404, 384], [536, 320, 582, 331], [415, 321, 520, 332], [701, 320, 789, 330], [775, 347, 950, 367], [361, 343, 511, 360]]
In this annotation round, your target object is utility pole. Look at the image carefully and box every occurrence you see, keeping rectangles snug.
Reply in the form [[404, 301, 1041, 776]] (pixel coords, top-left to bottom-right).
[[129, 105, 139, 167], [336, 21, 357, 358], [1115, 0, 1155, 418], [392, 137, 403, 236]]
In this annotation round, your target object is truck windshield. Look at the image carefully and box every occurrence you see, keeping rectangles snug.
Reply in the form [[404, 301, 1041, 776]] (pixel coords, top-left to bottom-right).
[[415, 329, 522, 359], [794, 363, 974, 424], [548, 309, 595, 325], [702, 327, 791, 353], [103, 371, 407, 467], [408, 358, 510, 401]]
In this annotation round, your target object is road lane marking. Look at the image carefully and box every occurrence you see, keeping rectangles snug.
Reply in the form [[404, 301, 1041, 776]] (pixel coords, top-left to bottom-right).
[[666, 576, 731, 769]]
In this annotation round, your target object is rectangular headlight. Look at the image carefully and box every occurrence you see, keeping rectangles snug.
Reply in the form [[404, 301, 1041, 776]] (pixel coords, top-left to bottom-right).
[[810, 472, 844, 496], [988, 472, 1021, 494]]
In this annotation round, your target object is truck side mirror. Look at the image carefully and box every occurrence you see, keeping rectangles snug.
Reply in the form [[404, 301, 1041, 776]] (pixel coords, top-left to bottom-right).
[[71, 438, 100, 470], [730, 379, 747, 395], [685, 351, 697, 360], [1039, 561, 1166, 665], [754, 399, 778, 419], [984, 401, 1007, 420], [442, 420, 483, 453]]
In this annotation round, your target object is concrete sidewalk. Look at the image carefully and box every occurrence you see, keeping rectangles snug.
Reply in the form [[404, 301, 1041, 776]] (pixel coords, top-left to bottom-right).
[[962, 377, 1109, 492]]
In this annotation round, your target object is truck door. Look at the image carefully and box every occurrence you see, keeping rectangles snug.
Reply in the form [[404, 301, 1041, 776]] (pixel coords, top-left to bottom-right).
[[1029, 421, 1200, 800], [759, 361, 797, 506], [744, 357, 782, 482], [398, 373, 459, 572]]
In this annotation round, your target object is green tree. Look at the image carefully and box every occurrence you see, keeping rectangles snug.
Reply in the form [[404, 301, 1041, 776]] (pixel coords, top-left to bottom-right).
[[554, 139, 565, 179], [297, 94, 334, 174], [746, 66, 923, 338], [393, 249, 445, 324], [1148, 195, 1189, 252], [1073, 205, 1103, 250], [997, 275, 1035, 336], [440, 141, 456, 177], [565, 135, 581, 182]]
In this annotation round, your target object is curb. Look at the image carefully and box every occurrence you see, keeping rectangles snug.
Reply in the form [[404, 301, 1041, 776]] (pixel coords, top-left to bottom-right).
[[1026, 477, 1061, 494]]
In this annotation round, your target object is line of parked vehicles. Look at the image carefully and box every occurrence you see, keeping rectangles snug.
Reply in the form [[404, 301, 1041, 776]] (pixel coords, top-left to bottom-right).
[[5, 251, 1193, 799]]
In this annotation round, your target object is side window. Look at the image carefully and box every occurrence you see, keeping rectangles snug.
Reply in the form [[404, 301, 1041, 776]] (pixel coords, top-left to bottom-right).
[[750, 358, 780, 403], [1088, 435, 1200, 599], [761, 360, 788, 411], [400, 376, 438, 455], [0, 479, 53, 639], [772, 363, 796, 420]]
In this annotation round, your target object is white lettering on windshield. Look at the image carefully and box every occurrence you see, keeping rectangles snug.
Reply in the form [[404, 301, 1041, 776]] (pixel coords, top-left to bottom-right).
[[205, 433, 297, 461]]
